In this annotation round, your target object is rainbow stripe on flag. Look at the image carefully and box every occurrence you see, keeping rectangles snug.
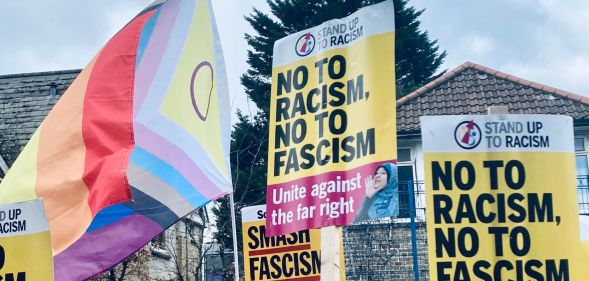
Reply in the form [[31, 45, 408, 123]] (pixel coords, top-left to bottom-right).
[[0, 0, 231, 279]]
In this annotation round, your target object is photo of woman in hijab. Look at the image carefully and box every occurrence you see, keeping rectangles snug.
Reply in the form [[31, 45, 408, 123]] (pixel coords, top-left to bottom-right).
[[354, 162, 399, 222]]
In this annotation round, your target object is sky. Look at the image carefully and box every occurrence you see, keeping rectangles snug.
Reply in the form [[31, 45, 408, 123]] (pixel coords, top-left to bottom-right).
[[411, 0, 589, 96], [1, 0, 588, 123]]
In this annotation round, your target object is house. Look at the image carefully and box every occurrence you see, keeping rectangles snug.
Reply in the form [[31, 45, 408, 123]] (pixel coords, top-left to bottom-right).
[[0, 70, 77, 177], [395, 61, 589, 217], [1, 61, 588, 280]]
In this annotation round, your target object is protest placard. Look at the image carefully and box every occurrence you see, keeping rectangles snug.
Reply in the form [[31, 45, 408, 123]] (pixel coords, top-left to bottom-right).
[[266, 0, 397, 236], [0, 199, 53, 280], [242, 205, 344, 280], [422, 114, 589, 281]]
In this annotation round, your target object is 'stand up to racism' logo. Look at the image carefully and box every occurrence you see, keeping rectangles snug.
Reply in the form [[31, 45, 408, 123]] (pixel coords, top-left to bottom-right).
[[295, 33, 315, 57], [454, 120, 482, 149]]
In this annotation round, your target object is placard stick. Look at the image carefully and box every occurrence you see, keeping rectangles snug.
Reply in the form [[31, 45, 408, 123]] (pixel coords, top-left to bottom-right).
[[320, 225, 342, 280]]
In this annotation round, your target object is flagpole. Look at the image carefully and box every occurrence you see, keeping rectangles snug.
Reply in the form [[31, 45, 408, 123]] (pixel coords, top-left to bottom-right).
[[229, 193, 240, 281]]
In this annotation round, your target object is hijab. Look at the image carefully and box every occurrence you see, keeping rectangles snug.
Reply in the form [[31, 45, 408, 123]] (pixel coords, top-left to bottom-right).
[[367, 162, 399, 219]]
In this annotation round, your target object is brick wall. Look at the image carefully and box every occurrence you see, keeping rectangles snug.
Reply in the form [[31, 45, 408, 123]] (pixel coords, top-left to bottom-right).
[[344, 222, 429, 281]]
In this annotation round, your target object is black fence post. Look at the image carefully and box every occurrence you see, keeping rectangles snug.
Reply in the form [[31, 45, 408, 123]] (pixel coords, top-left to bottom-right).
[[408, 180, 420, 281]]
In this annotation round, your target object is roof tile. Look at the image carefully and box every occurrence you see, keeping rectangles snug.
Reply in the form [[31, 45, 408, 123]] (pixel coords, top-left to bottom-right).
[[397, 62, 589, 134], [0, 69, 80, 166]]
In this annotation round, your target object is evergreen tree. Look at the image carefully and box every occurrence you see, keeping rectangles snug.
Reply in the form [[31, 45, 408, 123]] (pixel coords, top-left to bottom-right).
[[213, 112, 268, 250], [215, 0, 446, 250], [394, 0, 446, 95]]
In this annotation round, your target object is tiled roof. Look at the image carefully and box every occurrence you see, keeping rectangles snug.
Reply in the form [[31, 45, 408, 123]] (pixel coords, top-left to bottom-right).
[[397, 62, 589, 134], [0, 69, 81, 169]]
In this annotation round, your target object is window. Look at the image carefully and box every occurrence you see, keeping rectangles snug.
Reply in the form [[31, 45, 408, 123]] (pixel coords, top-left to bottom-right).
[[576, 155, 588, 176], [151, 231, 172, 259], [397, 147, 415, 219], [575, 137, 585, 151], [398, 148, 412, 162], [398, 165, 414, 218], [574, 137, 588, 182], [152, 232, 166, 249], [575, 137, 589, 215]]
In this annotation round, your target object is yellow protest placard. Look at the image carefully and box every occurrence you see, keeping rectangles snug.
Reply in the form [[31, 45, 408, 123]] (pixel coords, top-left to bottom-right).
[[242, 205, 344, 280], [266, 0, 397, 236], [0, 199, 53, 280], [422, 115, 589, 281]]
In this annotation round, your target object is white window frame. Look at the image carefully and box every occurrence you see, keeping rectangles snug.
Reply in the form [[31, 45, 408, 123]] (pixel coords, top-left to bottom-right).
[[575, 136, 589, 215], [575, 136, 589, 181]]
